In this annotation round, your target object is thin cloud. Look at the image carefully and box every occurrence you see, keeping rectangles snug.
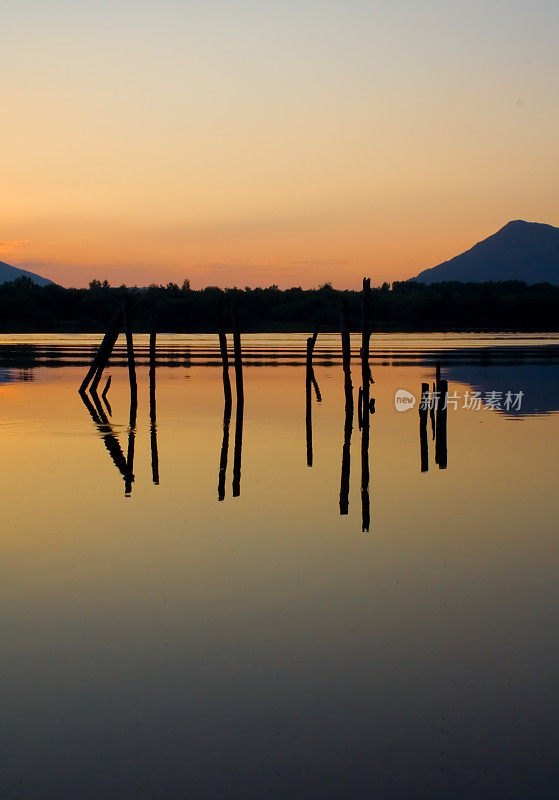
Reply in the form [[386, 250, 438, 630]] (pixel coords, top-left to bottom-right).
[[0, 240, 29, 253]]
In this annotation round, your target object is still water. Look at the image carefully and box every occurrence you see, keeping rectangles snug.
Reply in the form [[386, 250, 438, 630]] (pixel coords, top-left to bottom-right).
[[1, 334, 559, 799]]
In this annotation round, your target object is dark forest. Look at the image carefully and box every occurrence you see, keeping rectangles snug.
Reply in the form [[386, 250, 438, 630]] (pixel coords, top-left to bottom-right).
[[1, 276, 559, 332]]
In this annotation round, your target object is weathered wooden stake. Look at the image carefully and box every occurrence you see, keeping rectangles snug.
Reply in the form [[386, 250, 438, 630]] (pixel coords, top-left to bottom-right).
[[123, 294, 138, 413], [232, 301, 244, 497], [306, 337, 314, 466], [79, 307, 123, 394], [341, 297, 353, 410], [361, 278, 371, 532], [339, 298, 353, 514], [218, 298, 232, 409], [232, 302, 244, 406], [149, 307, 159, 485]]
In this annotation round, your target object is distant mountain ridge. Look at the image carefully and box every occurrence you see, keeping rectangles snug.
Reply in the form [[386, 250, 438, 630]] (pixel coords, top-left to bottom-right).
[[411, 220, 559, 285], [0, 260, 54, 287]]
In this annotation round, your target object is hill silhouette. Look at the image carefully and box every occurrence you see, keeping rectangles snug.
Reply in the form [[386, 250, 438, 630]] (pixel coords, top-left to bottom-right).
[[0, 260, 54, 286], [411, 220, 559, 284]]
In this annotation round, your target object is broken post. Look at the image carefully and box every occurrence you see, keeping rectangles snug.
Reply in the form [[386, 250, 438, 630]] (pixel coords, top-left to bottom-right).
[[339, 299, 353, 514], [79, 307, 123, 394], [306, 337, 314, 466], [232, 301, 244, 497], [361, 278, 371, 532], [232, 302, 244, 406], [341, 297, 353, 412], [149, 306, 159, 485], [218, 297, 232, 410], [123, 294, 138, 413]]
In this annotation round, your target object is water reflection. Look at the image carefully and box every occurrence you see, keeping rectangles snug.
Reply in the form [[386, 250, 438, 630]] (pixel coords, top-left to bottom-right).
[[232, 399, 244, 498], [419, 382, 429, 472], [339, 301, 354, 515], [125, 399, 136, 497], [218, 400, 231, 501], [79, 390, 128, 481], [79, 384, 140, 497], [435, 379, 448, 470], [149, 321, 160, 486], [305, 337, 322, 468], [5, 343, 559, 800]]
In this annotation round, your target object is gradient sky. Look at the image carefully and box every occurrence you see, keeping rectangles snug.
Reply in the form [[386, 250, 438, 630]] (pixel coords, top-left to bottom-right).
[[2, 0, 559, 288]]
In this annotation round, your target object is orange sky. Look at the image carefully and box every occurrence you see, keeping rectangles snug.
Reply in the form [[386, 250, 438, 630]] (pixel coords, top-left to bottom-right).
[[2, 0, 559, 288]]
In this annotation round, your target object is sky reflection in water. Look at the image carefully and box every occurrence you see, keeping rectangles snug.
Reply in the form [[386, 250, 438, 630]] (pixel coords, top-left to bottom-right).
[[1, 334, 559, 799]]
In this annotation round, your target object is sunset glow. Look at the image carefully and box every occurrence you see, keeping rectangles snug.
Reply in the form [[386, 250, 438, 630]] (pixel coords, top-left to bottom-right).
[[3, 0, 559, 288]]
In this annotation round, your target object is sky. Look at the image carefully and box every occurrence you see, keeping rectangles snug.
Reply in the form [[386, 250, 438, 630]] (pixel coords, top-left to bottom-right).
[[2, 0, 559, 288]]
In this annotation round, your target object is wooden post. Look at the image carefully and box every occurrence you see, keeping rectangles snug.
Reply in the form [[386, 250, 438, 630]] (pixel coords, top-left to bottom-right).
[[341, 297, 353, 411], [306, 337, 313, 467], [123, 294, 138, 412], [149, 307, 157, 414], [419, 382, 429, 472], [308, 322, 319, 356], [79, 307, 123, 394], [306, 326, 322, 401], [232, 302, 244, 406], [232, 301, 244, 497], [360, 278, 372, 532], [149, 306, 159, 485], [361, 277, 371, 399], [218, 297, 232, 410], [339, 298, 353, 514]]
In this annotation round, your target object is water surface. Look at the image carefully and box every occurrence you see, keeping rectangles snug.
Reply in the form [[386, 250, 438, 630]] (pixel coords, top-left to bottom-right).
[[1, 334, 559, 799]]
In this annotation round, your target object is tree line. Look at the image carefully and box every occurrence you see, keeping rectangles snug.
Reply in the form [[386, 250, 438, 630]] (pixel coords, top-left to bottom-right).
[[0, 276, 558, 332]]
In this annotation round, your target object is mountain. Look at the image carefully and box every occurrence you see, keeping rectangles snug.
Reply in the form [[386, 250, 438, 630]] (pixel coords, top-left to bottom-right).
[[0, 260, 54, 287], [411, 220, 559, 284]]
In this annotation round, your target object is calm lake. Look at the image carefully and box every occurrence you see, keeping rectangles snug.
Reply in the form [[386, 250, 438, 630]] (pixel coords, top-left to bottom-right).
[[2, 333, 559, 799]]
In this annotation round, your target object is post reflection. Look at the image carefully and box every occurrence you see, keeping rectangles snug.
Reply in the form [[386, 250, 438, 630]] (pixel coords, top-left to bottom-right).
[[305, 335, 322, 467], [149, 317, 160, 485], [419, 382, 429, 472], [125, 398, 136, 497], [339, 298, 354, 515], [339, 402, 353, 515], [435, 378, 448, 470], [79, 378, 143, 496], [218, 399, 232, 501], [232, 398, 243, 498], [79, 390, 128, 481]]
